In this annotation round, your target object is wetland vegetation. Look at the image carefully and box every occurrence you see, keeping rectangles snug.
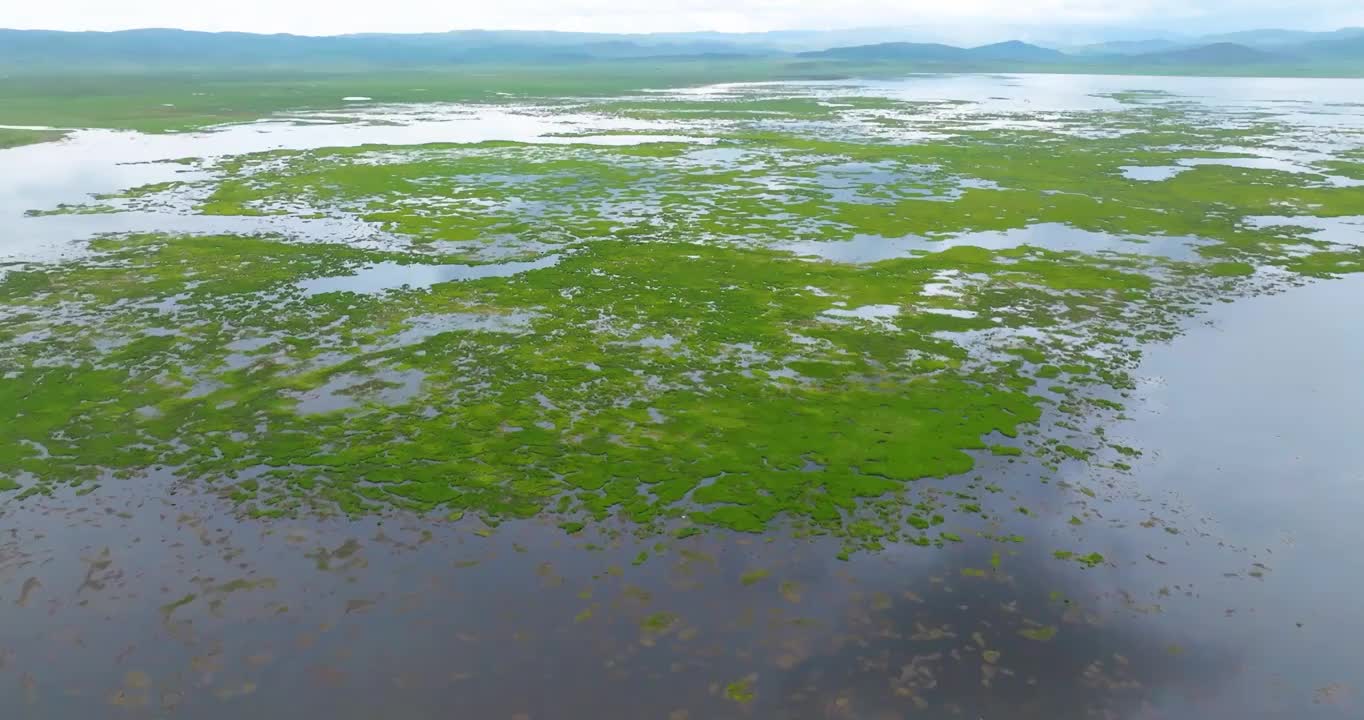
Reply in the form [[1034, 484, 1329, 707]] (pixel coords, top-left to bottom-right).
[[2, 67, 1362, 718]]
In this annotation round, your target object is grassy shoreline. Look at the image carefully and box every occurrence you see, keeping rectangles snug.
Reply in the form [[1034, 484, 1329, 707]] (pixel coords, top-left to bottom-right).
[[0, 126, 67, 148]]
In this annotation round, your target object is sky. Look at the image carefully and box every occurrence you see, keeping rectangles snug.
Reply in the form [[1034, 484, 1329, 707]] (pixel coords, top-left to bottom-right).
[[4, 0, 1364, 38]]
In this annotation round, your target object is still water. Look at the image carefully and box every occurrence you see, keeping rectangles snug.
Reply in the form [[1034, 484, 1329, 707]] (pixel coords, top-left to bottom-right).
[[1, 74, 1362, 718], [2, 277, 1359, 718]]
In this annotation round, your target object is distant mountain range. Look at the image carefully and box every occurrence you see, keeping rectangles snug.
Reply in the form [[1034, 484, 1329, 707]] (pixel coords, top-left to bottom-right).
[[1129, 43, 1280, 66], [1, 26, 1362, 71], [0, 28, 780, 68], [802, 33, 1363, 67], [801, 40, 1066, 63], [1070, 27, 1364, 58]]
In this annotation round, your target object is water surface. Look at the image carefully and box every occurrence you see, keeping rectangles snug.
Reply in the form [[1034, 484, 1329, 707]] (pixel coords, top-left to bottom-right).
[[2, 73, 1362, 719]]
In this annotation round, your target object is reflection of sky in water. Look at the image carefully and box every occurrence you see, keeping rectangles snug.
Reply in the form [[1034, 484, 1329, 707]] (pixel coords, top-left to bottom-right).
[[0, 105, 701, 261], [1, 75, 1363, 718], [1104, 275, 1364, 717], [821, 303, 901, 329], [1121, 164, 1190, 181], [8, 211, 398, 264], [3, 74, 1361, 267], [297, 254, 561, 296], [1178, 156, 1364, 186], [688, 73, 1364, 127], [781, 223, 1208, 262], [3, 279, 1360, 718], [1123, 157, 1364, 187], [1246, 215, 1364, 247]]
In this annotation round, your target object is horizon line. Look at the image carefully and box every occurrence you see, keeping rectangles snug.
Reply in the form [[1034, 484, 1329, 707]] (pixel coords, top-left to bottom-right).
[[2, 24, 1360, 41]]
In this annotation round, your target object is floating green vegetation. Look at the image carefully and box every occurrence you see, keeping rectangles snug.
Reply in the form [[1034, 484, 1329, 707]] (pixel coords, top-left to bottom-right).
[[724, 675, 757, 703], [1054, 550, 1106, 568], [641, 612, 679, 633], [740, 569, 771, 586], [3, 82, 1362, 564], [159, 593, 197, 620], [1019, 625, 1060, 642]]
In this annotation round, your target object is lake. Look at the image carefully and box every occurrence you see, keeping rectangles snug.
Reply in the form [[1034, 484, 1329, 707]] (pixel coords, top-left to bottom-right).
[[1, 73, 1362, 718]]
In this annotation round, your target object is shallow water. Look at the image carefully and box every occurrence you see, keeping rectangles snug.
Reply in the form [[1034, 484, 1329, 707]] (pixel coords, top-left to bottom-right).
[[3, 74, 1364, 719], [5, 74, 1363, 265], [8, 211, 397, 264], [1120, 165, 1190, 181], [691, 73, 1364, 127], [1247, 215, 1364, 247], [297, 255, 562, 296], [0, 106, 699, 263], [3, 276, 1361, 718], [780, 224, 1208, 262]]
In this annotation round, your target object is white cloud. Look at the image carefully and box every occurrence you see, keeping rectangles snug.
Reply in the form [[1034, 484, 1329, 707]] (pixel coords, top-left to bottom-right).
[[3, 0, 1361, 36]]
